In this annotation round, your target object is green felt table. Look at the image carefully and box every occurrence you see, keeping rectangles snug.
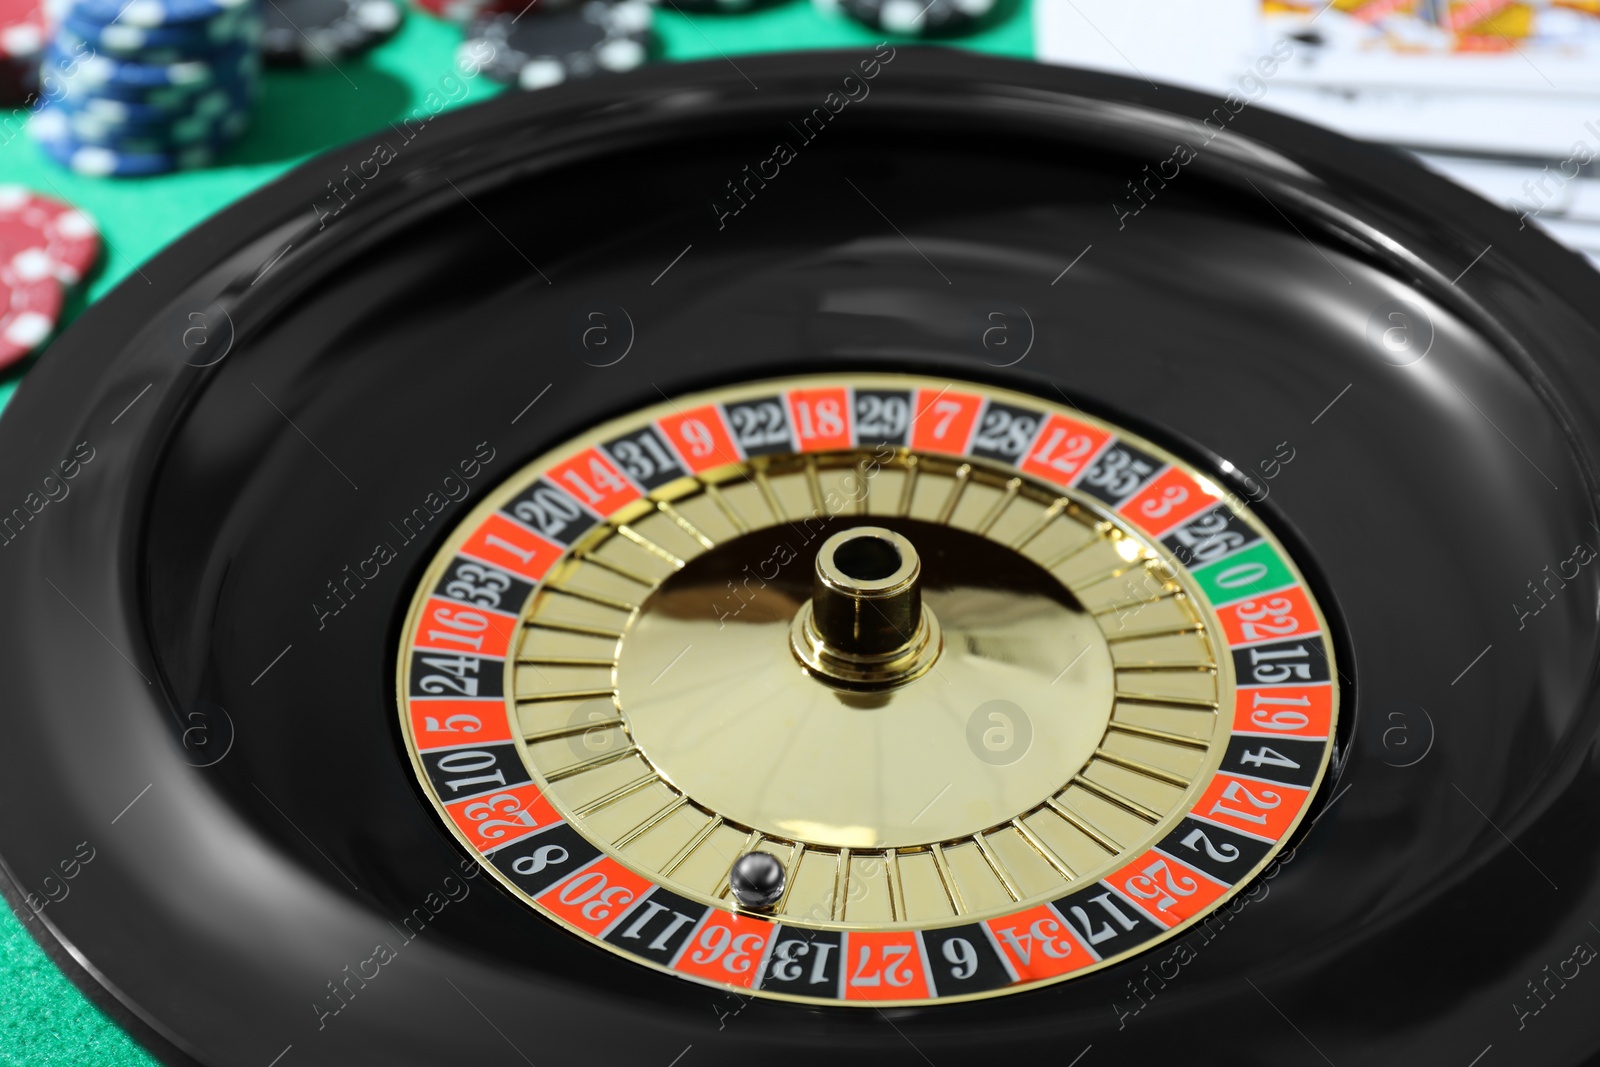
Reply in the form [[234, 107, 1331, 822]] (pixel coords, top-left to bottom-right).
[[0, 6, 1033, 1064]]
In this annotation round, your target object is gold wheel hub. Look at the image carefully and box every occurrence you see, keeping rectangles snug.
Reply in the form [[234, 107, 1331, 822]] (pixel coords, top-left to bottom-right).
[[616, 515, 1117, 852]]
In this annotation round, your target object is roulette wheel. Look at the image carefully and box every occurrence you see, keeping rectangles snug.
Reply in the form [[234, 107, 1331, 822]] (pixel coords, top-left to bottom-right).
[[2, 44, 1600, 1066]]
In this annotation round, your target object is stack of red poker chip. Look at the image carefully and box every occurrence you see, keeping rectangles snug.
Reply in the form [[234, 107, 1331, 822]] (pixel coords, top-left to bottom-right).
[[0, 186, 102, 369], [0, 0, 45, 105]]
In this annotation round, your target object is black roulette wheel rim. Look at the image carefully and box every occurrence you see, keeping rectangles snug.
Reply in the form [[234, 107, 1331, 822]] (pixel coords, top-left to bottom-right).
[[1, 46, 1599, 1067]]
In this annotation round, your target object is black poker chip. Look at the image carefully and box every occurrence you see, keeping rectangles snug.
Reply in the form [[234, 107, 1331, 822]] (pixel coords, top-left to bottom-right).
[[460, 0, 652, 90], [816, 0, 995, 36], [261, 0, 403, 65]]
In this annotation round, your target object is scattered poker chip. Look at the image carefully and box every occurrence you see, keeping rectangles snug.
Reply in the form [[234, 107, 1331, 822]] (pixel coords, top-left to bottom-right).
[[813, 0, 994, 36], [261, 0, 402, 66], [0, 257, 63, 369], [460, 0, 652, 90], [0, 186, 100, 286]]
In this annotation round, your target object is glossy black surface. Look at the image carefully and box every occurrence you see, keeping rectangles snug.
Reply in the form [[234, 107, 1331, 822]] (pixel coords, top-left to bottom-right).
[[1, 48, 1599, 1067]]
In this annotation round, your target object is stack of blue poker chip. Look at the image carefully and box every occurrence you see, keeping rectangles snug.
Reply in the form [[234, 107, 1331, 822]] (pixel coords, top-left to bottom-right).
[[30, 0, 260, 177]]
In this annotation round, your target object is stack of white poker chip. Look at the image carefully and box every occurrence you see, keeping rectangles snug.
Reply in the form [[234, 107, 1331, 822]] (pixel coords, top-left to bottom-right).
[[30, 0, 260, 177]]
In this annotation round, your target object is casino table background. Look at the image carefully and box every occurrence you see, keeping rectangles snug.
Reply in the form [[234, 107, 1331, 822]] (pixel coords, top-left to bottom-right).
[[0, 4, 1033, 417], [0, 6, 1030, 1064]]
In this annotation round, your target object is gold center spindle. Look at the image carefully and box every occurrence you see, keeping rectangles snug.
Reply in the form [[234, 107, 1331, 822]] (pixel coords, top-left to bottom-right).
[[814, 528, 920, 655], [789, 526, 942, 689]]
